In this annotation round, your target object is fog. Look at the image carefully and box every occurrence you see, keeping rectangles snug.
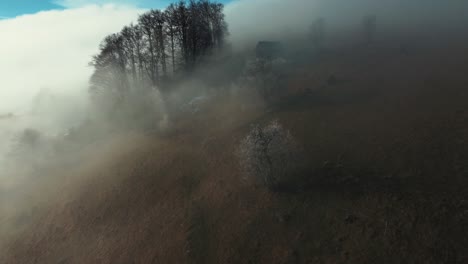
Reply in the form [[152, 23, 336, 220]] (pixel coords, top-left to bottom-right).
[[0, 4, 144, 178], [2, 0, 467, 111], [0, 4, 144, 112], [225, 0, 468, 49], [1, 0, 467, 206], [0, 0, 467, 184], [1, 0, 468, 260]]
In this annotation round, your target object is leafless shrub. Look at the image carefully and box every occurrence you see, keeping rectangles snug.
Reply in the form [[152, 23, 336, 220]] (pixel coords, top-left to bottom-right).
[[238, 120, 299, 190]]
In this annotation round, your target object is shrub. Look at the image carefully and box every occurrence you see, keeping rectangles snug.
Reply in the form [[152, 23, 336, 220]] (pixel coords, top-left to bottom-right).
[[10, 129, 42, 156], [238, 120, 299, 190], [4, 128, 49, 174]]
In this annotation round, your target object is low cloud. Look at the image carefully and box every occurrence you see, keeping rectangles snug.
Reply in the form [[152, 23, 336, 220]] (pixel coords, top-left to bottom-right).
[[3, 0, 468, 113], [0, 4, 143, 113]]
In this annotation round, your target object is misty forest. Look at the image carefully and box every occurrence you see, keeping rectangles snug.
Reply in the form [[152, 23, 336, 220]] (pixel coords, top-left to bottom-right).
[[1, 0, 468, 263]]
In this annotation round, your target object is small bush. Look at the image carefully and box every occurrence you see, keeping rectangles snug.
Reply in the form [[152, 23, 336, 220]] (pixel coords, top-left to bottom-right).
[[4, 128, 51, 174], [238, 120, 299, 190]]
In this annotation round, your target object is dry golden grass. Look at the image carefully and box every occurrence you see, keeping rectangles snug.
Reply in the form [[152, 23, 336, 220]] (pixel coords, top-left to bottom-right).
[[3, 34, 468, 263]]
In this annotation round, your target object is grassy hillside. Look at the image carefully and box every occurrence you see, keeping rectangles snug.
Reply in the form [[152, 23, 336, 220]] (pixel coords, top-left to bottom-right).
[[2, 34, 468, 263]]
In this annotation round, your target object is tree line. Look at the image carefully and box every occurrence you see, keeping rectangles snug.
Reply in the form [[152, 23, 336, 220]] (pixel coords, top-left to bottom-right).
[[89, 0, 228, 102]]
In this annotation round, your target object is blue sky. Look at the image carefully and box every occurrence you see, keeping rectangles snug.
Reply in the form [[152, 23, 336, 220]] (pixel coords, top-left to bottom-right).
[[0, 0, 233, 18], [0, 0, 58, 17]]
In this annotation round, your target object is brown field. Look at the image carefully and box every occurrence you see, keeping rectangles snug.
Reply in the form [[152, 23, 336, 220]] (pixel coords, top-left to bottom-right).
[[2, 33, 468, 263]]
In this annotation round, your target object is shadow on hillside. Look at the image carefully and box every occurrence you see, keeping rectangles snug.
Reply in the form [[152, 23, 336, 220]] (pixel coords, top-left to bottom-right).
[[273, 85, 379, 113], [272, 163, 455, 197], [275, 166, 392, 195]]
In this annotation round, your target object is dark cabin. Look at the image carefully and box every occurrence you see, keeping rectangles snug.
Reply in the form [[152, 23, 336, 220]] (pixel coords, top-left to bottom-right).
[[256, 41, 284, 60]]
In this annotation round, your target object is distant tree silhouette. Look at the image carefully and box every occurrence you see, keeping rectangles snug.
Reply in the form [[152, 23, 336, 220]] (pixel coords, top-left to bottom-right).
[[89, 0, 228, 116], [165, 3, 179, 74], [138, 11, 160, 85], [90, 33, 129, 105], [363, 15, 377, 44], [310, 17, 325, 48]]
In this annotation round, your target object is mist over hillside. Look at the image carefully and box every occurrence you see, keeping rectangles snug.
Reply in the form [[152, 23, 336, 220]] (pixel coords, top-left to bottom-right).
[[1, 0, 467, 120]]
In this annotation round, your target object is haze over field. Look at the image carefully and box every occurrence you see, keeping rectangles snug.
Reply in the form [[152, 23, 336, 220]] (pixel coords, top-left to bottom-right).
[[1, 1, 468, 263], [1, 0, 467, 112], [1, 0, 466, 157]]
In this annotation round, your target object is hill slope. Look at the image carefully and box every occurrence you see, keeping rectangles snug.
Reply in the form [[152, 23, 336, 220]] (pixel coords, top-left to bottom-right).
[[3, 34, 468, 263]]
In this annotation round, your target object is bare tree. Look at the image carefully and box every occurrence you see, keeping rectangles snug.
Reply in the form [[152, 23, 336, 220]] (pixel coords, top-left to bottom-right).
[[238, 120, 299, 190], [150, 10, 168, 78], [138, 12, 159, 85], [121, 25, 138, 83], [175, 1, 191, 70], [89, 0, 228, 117], [363, 15, 377, 44], [310, 17, 325, 48], [165, 4, 179, 74], [90, 33, 128, 101], [210, 2, 228, 50]]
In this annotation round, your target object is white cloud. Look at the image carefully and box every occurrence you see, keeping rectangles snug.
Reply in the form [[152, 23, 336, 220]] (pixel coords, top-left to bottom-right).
[[53, 0, 140, 8], [0, 5, 144, 112]]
